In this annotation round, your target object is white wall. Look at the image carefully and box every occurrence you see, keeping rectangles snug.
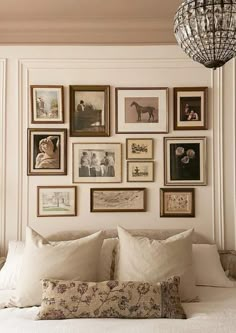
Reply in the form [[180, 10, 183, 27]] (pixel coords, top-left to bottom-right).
[[0, 46, 235, 255]]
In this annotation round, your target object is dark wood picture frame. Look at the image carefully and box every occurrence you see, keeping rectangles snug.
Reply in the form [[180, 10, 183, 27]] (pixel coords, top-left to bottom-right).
[[30, 85, 64, 124], [27, 128, 67, 175], [115, 87, 168, 134], [164, 136, 207, 186], [37, 186, 77, 217], [160, 188, 195, 217], [127, 161, 154, 182], [90, 187, 146, 212], [126, 138, 154, 160], [174, 87, 208, 130], [69, 85, 110, 137]]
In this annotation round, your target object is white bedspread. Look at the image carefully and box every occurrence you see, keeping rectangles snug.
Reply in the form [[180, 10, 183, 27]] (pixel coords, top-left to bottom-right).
[[0, 287, 236, 333]]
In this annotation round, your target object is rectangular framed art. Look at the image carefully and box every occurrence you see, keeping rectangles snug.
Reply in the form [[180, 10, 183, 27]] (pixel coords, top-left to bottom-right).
[[164, 137, 207, 186], [115, 87, 168, 133], [27, 128, 67, 175], [73, 143, 121, 183], [37, 186, 77, 217], [126, 138, 153, 160], [127, 161, 154, 182], [70, 85, 110, 137], [30, 85, 64, 124], [174, 87, 208, 130], [90, 187, 146, 212], [160, 188, 195, 217]]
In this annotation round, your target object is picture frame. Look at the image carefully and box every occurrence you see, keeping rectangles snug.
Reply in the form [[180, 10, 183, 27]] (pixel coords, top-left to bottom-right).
[[27, 128, 67, 175], [90, 187, 146, 212], [174, 87, 208, 130], [115, 87, 168, 133], [126, 138, 153, 160], [72, 143, 122, 183], [69, 85, 110, 137], [160, 188, 195, 217], [127, 161, 154, 182], [164, 137, 207, 186], [30, 85, 64, 124], [37, 186, 77, 217]]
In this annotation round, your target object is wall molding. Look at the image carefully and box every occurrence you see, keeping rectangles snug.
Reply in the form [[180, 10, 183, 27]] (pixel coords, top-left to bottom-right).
[[234, 59, 236, 250]]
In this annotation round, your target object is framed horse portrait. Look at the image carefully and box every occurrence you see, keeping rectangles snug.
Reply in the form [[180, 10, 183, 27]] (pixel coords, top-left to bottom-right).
[[115, 87, 168, 134], [70, 85, 110, 137]]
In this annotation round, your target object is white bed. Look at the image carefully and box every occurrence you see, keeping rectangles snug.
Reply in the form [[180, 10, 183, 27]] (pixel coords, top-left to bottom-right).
[[1, 286, 236, 333]]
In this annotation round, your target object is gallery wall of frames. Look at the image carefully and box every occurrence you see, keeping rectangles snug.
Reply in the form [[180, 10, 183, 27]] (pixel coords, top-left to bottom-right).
[[0, 46, 235, 255]]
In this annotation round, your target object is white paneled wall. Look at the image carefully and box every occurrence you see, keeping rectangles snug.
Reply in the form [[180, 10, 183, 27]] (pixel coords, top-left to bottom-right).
[[0, 46, 235, 255]]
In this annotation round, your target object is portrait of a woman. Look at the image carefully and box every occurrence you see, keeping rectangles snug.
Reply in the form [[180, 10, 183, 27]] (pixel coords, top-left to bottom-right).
[[35, 135, 60, 169]]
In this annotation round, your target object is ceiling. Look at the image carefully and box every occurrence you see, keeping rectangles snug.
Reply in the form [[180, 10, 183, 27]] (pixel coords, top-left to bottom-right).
[[0, 0, 183, 44]]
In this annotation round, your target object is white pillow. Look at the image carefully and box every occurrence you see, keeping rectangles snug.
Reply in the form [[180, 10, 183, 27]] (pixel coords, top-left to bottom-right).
[[0, 241, 25, 290], [116, 226, 197, 302], [193, 244, 235, 287], [11, 227, 103, 307]]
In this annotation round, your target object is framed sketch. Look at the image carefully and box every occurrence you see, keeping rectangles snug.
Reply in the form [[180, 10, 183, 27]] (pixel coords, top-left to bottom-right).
[[115, 87, 168, 133], [90, 188, 146, 212], [37, 186, 77, 217], [27, 128, 67, 175], [127, 161, 154, 182], [174, 87, 208, 130], [164, 137, 206, 186], [70, 85, 110, 137], [73, 143, 121, 183], [30, 85, 64, 123], [160, 188, 195, 217], [126, 138, 153, 160]]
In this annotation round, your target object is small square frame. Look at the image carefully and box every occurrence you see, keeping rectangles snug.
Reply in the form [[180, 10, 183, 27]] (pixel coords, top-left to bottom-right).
[[126, 138, 153, 160], [160, 188, 195, 217], [127, 161, 154, 182]]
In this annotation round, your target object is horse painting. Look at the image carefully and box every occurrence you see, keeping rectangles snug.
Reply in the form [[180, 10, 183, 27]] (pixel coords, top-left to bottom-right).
[[130, 101, 157, 122]]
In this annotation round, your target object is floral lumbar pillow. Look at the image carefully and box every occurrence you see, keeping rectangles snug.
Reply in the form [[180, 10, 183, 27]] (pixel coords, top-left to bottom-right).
[[37, 276, 186, 320]]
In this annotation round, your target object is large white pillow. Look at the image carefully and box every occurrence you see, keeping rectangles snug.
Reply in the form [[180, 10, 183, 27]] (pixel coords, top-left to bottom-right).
[[116, 226, 197, 302], [193, 244, 235, 287], [11, 227, 103, 307]]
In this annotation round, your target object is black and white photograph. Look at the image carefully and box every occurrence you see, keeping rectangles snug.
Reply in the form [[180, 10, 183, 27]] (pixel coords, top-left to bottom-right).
[[73, 143, 121, 183], [90, 188, 146, 212], [70, 85, 110, 137], [37, 186, 77, 217], [27, 129, 67, 175], [127, 161, 154, 182], [31, 85, 64, 123], [126, 138, 153, 160], [174, 87, 208, 130], [164, 137, 206, 185]]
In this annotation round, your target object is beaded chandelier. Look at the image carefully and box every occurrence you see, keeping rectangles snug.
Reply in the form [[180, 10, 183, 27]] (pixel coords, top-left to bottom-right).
[[174, 0, 236, 69]]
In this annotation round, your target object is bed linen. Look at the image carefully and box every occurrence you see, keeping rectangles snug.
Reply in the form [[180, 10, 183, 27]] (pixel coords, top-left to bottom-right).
[[0, 287, 236, 333]]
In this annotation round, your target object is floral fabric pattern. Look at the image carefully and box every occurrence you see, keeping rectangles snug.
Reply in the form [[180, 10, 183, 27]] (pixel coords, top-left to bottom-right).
[[37, 276, 186, 320]]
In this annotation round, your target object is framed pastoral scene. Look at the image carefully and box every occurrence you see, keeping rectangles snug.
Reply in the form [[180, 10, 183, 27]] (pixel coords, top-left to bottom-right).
[[27, 128, 67, 175], [115, 87, 168, 133], [70, 85, 110, 137], [90, 188, 146, 212], [160, 188, 195, 217], [126, 138, 153, 160], [73, 143, 121, 183], [164, 137, 207, 186], [127, 161, 154, 182], [174, 87, 208, 130], [37, 186, 77, 217], [31, 85, 64, 123]]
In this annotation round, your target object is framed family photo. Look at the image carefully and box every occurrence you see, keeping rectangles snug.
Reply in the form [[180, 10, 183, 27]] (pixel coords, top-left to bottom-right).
[[160, 188, 195, 217], [174, 87, 208, 130], [37, 186, 77, 217], [27, 128, 67, 175], [70, 85, 110, 137], [127, 161, 154, 182], [115, 87, 168, 133], [31, 85, 64, 123], [164, 137, 207, 186], [90, 188, 146, 212], [73, 143, 121, 183], [126, 138, 153, 160]]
